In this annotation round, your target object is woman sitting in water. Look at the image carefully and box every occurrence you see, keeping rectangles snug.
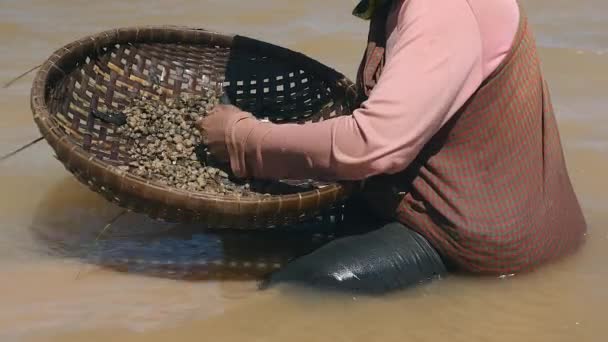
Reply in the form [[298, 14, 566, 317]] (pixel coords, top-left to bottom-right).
[[197, 0, 587, 293]]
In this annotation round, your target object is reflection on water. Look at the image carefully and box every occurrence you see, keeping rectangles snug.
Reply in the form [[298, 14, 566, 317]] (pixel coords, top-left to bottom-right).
[[1, 0, 608, 341], [29, 178, 338, 282]]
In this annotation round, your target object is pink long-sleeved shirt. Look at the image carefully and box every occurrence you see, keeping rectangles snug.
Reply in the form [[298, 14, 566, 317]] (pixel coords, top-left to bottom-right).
[[227, 0, 520, 181]]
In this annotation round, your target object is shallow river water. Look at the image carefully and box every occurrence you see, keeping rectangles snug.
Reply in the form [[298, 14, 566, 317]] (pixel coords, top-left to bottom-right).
[[1, 1, 607, 341]]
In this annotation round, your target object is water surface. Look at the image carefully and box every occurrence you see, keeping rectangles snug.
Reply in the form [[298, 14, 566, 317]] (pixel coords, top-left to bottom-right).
[[1, 1, 607, 341]]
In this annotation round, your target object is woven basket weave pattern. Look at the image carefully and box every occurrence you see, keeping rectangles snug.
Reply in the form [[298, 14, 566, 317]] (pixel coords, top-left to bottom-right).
[[31, 26, 358, 229]]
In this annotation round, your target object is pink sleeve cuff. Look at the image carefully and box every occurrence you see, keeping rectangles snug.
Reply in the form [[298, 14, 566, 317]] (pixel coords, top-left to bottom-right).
[[227, 116, 272, 179]]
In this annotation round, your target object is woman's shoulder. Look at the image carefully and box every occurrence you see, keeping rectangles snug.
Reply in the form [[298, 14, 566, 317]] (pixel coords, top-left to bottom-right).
[[390, 0, 519, 78], [465, 0, 520, 76]]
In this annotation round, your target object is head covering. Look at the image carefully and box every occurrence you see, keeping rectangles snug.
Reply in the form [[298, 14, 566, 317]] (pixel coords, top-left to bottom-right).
[[352, 0, 392, 20]]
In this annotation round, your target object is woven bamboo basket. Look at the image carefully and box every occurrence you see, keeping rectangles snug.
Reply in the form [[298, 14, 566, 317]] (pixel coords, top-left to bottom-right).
[[30, 26, 359, 229]]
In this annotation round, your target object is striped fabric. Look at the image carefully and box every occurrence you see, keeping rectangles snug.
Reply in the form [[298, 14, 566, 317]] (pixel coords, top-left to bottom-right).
[[357, 7, 587, 274]]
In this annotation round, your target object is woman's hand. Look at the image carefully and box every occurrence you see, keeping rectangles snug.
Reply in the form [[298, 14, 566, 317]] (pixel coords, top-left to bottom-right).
[[195, 104, 254, 164]]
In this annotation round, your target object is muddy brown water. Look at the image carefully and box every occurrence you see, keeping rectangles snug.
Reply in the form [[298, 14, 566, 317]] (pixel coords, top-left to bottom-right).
[[1, 1, 607, 341]]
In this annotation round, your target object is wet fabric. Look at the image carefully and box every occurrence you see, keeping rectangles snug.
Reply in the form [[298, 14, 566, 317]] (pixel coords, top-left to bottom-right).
[[263, 222, 446, 294]]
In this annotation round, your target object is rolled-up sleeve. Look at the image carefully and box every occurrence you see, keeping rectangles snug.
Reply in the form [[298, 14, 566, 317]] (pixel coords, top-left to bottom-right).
[[229, 0, 484, 181]]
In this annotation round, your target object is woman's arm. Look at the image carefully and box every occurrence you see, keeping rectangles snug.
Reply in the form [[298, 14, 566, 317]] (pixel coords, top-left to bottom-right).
[[227, 0, 484, 181]]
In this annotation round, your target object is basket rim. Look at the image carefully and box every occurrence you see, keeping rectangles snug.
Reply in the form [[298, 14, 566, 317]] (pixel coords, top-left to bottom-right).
[[30, 25, 355, 215]]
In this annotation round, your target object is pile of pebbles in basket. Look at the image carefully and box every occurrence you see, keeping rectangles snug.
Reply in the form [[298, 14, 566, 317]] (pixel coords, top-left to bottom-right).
[[115, 90, 257, 196]]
